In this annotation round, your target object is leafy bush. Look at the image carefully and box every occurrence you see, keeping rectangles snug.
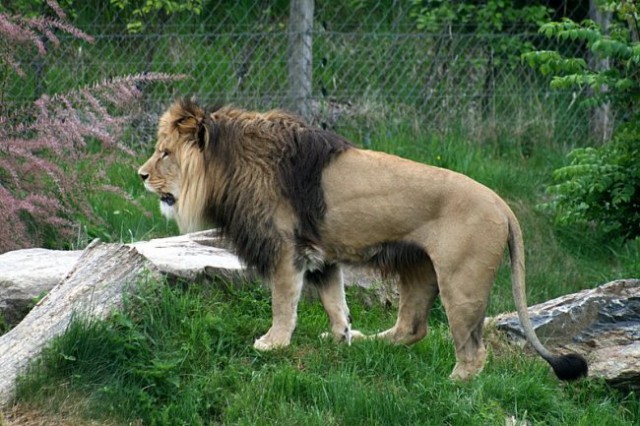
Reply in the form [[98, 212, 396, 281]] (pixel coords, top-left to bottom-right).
[[546, 123, 639, 240], [523, 1, 640, 241], [409, 0, 551, 65], [111, 0, 203, 33]]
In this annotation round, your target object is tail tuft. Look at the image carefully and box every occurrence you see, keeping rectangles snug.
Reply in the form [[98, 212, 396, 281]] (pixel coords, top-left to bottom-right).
[[548, 354, 588, 381]]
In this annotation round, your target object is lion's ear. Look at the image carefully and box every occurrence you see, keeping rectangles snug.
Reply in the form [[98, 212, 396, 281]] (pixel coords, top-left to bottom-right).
[[176, 116, 201, 134], [170, 98, 206, 138]]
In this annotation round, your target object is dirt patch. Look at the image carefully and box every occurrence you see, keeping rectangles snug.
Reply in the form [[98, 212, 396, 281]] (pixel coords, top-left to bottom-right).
[[1, 403, 131, 426]]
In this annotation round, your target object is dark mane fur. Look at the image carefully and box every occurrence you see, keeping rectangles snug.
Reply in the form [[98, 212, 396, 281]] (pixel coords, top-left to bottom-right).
[[279, 126, 352, 244], [194, 103, 352, 277]]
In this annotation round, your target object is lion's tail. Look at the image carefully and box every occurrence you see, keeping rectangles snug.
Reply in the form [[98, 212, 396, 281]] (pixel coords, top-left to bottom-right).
[[507, 210, 588, 381]]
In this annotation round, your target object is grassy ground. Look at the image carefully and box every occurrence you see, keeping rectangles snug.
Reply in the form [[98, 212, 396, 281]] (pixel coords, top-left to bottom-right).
[[3, 125, 639, 425], [9, 282, 640, 425]]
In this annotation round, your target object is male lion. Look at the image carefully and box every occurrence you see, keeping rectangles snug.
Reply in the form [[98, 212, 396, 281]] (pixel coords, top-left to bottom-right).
[[138, 98, 588, 381]]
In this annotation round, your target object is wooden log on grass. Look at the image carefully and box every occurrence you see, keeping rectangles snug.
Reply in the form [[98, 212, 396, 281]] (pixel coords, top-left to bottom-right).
[[0, 240, 157, 406], [0, 231, 247, 327]]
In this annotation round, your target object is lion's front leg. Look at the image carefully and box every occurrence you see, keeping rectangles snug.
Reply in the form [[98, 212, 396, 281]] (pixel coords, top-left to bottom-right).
[[254, 251, 305, 351], [306, 263, 365, 344]]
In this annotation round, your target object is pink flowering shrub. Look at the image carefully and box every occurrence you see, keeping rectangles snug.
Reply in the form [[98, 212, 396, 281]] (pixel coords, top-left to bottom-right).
[[0, 0, 93, 79], [0, 1, 182, 252]]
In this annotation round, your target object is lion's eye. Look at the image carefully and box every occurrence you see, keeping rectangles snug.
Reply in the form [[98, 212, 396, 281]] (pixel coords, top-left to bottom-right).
[[161, 150, 170, 159]]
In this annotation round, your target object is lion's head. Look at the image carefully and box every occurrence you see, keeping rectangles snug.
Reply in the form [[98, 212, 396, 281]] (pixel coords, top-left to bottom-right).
[[138, 99, 213, 232]]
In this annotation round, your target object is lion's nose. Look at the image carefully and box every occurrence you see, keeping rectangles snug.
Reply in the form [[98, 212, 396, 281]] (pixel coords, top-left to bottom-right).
[[139, 172, 149, 181]]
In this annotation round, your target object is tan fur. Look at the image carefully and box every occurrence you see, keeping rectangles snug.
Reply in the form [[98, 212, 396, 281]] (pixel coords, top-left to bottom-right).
[[322, 149, 510, 379], [139, 99, 587, 381]]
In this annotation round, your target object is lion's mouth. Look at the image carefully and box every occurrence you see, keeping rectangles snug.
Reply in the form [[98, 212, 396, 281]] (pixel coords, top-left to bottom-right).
[[161, 193, 176, 206]]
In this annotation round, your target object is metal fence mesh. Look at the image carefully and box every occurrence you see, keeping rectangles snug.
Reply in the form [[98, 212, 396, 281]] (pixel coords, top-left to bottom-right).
[[4, 1, 592, 148]]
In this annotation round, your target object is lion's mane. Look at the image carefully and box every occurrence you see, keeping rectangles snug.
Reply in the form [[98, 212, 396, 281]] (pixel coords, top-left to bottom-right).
[[166, 99, 352, 276]]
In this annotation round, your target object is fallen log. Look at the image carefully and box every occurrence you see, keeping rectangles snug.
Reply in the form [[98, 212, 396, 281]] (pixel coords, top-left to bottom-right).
[[0, 240, 158, 406], [0, 231, 246, 326]]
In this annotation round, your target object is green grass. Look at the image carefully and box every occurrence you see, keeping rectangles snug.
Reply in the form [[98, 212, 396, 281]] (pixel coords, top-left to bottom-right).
[[14, 282, 640, 425]]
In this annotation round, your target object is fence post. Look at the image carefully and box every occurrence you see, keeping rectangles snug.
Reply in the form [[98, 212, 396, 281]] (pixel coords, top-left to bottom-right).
[[589, 0, 613, 143], [288, 0, 314, 120]]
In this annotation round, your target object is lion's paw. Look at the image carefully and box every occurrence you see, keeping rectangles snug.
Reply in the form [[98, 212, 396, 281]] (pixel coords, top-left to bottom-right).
[[253, 333, 290, 351], [319, 331, 332, 340], [449, 361, 484, 382], [320, 328, 367, 346], [350, 329, 366, 341]]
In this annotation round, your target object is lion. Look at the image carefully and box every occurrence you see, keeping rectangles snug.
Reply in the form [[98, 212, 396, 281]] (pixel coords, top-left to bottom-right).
[[138, 98, 588, 381]]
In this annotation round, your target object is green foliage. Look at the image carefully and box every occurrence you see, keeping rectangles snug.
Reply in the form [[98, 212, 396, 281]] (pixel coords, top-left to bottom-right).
[[524, 1, 640, 242], [110, 0, 203, 33], [545, 122, 640, 240], [410, 0, 550, 33], [409, 0, 551, 67], [523, 12, 640, 108]]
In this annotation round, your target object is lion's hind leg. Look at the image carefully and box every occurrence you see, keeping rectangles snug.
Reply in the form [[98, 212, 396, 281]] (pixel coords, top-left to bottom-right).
[[375, 258, 439, 345], [306, 264, 365, 344], [437, 258, 499, 381]]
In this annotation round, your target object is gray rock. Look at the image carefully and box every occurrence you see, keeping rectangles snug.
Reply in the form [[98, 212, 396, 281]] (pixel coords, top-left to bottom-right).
[[492, 279, 640, 390], [0, 248, 81, 324]]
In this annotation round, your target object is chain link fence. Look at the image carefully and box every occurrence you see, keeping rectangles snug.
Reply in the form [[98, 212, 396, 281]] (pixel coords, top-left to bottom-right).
[[4, 0, 594, 149]]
